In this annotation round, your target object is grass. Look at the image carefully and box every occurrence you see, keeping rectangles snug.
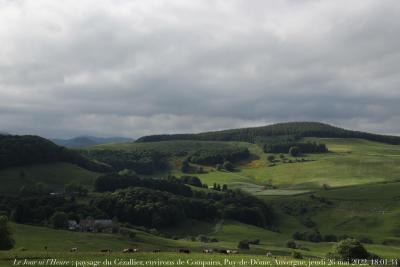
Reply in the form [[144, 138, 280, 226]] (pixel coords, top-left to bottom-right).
[[106, 138, 400, 195], [1, 220, 399, 267], [0, 162, 100, 194]]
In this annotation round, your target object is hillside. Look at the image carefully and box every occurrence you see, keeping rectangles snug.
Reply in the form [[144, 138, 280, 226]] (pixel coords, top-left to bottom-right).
[[136, 122, 400, 145], [52, 136, 134, 148], [0, 134, 110, 172], [0, 162, 100, 194]]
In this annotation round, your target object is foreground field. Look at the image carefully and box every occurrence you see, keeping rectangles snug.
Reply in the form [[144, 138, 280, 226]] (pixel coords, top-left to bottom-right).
[[0, 252, 367, 267]]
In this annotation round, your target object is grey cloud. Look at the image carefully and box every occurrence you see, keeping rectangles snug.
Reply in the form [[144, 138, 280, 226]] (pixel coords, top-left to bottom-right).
[[1, 0, 400, 138]]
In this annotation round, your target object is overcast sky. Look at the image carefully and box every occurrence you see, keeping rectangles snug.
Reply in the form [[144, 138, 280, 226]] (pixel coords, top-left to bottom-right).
[[1, 0, 400, 138]]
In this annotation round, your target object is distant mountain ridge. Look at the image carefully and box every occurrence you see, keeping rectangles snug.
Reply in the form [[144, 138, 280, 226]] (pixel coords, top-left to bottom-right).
[[51, 136, 134, 148], [136, 122, 400, 145]]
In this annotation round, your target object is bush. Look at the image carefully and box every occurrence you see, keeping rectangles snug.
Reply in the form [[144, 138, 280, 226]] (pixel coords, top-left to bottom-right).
[[248, 239, 260, 245], [327, 238, 370, 260], [223, 161, 234, 172], [323, 234, 338, 242], [238, 240, 250, 249], [289, 146, 300, 157], [286, 240, 297, 249], [50, 212, 68, 229], [291, 251, 303, 259], [0, 216, 14, 250]]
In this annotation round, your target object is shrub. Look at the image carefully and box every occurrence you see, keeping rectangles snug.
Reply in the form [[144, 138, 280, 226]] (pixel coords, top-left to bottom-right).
[[291, 251, 303, 259], [323, 234, 338, 242], [286, 240, 297, 249], [238, 240, 250, 249], [327, 238, 370, 260], [0, 216, 15, 250], [223, 161, 234, 172], [248, 239, 260, 245], [50, 212, 68, 229], [289, 146, 300, 157]]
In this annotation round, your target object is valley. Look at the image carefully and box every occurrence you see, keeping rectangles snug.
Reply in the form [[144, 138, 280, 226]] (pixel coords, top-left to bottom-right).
[[1, 122, 400, 266]]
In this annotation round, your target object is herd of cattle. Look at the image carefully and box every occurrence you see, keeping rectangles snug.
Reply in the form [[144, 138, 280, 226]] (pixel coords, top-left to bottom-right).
[[68, 247, 271, 255]]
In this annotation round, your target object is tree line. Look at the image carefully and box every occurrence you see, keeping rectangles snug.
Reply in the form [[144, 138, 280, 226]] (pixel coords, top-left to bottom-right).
[[187, 147, 250, 165], [135, 122, 400, 145], [264, 141, 328, 154], [81, 149, 167, 174]]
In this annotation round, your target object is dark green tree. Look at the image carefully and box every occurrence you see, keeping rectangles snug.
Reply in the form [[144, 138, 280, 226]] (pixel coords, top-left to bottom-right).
[[223, 161, 234, 172], [222, 184, 228, 191], [0, 216, 15, 250], [238, 240, 250, 249], [50, 212, 68, 229], [327, 238, 370, 260], [289, 146, 300, 157], [181, 160, 190, 173]]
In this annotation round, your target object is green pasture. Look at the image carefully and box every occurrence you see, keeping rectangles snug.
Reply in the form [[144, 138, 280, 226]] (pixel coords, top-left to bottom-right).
[[0, 162, 100, 194]]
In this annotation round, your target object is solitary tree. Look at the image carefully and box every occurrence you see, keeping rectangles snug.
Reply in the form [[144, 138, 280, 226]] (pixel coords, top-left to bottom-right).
[[238, 240, 250, 249], [50, 212, 68, 229], [0, 216, 15, 250], [222, 184, 228, 191], [267, 155, 275, 162], [327, 238, 370, 260], [289, 146, 300, 157], [223, 161, 234, 172], [181, 160, 190, 173]]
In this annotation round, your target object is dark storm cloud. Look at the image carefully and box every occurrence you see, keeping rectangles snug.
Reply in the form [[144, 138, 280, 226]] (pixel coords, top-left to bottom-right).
[[1, 0, 400, 138]]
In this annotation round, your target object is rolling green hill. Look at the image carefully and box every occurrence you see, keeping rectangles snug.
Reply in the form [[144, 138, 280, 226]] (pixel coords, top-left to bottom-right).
[[136, 122, 400, 145], [0, 162, 101, 194]]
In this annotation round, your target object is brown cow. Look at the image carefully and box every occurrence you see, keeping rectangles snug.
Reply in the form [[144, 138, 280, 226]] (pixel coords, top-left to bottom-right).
[[178, 248, 190, 254]]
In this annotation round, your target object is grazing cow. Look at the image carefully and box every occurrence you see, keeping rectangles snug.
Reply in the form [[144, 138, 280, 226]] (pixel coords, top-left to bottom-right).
[[218, 249, 229, 254], [266, 251, 272, 257], [153, 249, 161, 253], [123, 248, 133, 253], [203, 249, 213, 254], [100, 249, 112, 253], [178, 248, 190, 254], [70, 248, 78, 252]]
